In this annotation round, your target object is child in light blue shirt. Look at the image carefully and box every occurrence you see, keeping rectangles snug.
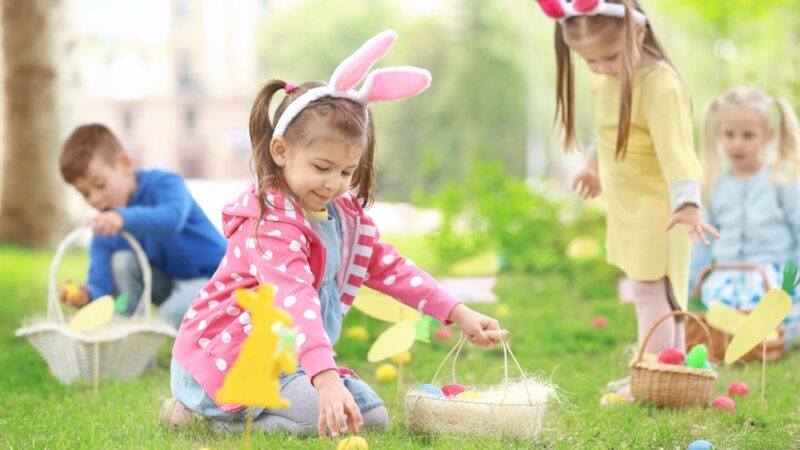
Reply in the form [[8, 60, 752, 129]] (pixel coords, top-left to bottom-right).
[[690, 87, 800, 346]]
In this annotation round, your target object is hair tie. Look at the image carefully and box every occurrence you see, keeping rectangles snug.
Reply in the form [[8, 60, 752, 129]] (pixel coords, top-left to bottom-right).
[[284, 83, 296, 94]]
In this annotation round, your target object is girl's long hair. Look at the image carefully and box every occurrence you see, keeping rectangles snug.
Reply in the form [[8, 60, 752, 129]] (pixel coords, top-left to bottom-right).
[[554, 0, 679, 159]]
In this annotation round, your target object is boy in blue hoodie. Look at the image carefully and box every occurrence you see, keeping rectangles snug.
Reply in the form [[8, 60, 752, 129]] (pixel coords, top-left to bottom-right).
[[59, 123, 226, 328]]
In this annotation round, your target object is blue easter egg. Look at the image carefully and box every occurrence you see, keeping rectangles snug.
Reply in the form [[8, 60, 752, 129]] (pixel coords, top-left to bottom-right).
[[419, 384, 445, 397], [688, 439, 714, 450]]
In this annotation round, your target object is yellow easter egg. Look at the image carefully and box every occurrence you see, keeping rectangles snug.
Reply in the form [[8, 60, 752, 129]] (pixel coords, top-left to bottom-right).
[[337, 436, 368, 450], [64, 281, 81, 302], [600, 393, 631, 406], [566, 236, 601, 260], [495, 304, 510, 317], [456, 391, 480, 400], [389, 350, 411, 365], [375, 363, 397, 383], [642, 352, 658, 363], [344, 325, 369, 341]]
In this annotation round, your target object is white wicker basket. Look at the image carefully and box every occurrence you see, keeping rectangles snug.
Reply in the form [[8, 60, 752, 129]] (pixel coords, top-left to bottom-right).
[[15, 227, 176, 386], [405, 330, 555, 440]]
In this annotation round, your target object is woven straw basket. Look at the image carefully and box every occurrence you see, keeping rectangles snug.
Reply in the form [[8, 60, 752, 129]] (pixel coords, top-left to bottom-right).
[[630, 311, 718, 407], [405, 330, 554, 440], [15, 227, 176, 386], [688, 264, 785, 363]]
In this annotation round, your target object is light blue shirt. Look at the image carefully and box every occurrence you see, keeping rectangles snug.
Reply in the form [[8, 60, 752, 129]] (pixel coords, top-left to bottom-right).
[[689, 166, 800, 294]]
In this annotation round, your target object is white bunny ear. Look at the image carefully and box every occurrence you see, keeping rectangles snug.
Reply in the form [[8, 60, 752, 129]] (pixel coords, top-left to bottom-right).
[[357, 67, 431, 103], [329, 30, 397, 92]]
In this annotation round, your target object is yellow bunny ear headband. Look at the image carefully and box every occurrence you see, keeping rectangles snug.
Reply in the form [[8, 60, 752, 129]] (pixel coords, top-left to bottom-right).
[[534, 0, 647, 24], [272, 29, 432, 138]]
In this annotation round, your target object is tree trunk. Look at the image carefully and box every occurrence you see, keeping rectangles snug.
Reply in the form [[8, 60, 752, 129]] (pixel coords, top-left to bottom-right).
[[0, 0, 75, 246]]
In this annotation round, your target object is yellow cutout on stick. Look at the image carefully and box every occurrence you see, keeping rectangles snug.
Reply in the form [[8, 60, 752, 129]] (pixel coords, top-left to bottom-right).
[[724, 261, 797, 364], [706, 303, 778, 341], [68, 295, 114, 331], [353, 292, 430, 363], [367, 321, 416, 362], [216, 285, 296, 409]]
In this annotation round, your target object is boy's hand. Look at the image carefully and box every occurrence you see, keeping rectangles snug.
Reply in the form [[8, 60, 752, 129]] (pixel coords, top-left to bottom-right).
[[89, 211, 124, 237], [665, 204, 719, 246], [313, 369, 363, 439], [446, 303, 501, 349], [60, 280, 89, 308], [572, 157, 601, 199]]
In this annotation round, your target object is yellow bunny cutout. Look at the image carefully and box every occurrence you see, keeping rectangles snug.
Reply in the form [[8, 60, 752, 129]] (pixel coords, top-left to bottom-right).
[[216, 284, 297, 409]]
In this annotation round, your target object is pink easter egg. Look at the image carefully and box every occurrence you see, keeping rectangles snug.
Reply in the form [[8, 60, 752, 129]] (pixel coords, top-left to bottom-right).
[[712, 395, 735, 413], [657, 347, 686, 365], [728, 382, 749, 397], [441, 383, 467, 397], [592, 316, 608, 328]]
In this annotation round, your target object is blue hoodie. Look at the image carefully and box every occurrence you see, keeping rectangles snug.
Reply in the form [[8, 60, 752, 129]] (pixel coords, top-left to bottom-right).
[[87, 169, 227, 299]]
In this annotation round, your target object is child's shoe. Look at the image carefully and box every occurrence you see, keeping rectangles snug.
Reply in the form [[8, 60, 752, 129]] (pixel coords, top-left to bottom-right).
[[158, 397, 197, 427]]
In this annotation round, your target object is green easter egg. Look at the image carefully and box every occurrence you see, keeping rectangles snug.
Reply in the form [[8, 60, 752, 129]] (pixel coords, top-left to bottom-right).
[[686, 344, 708, 368]]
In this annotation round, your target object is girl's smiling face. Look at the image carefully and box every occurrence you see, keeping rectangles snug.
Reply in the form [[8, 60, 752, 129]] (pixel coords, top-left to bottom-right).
[[270, 134, 364, 212]]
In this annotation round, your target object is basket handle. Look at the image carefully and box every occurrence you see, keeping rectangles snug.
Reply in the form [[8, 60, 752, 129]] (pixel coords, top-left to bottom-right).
[[429, 329, 536, 405], [47, 226, 153, 325], [692, 263, 771, 299], [634, 311, 714, 365]]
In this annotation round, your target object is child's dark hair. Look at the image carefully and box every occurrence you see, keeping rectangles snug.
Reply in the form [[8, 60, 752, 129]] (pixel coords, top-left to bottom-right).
[[249, 80, 376, 215], [554, 0, 678, 159], [59, 123, 124, 183]]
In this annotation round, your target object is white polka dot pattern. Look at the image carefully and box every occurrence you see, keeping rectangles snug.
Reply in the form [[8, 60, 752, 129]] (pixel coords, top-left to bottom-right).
[[303, 309, 317, 320], [383, 275, 396, 286], [238, 312, 251, 325], [289, 240, 301, 252], [221, 331, 231, 343], [186, 308, 197, 319], [208, 301, 219, 310], [234, 246, 241, 258], [417, 300, 427, 313], [226, 306, 241, 316], [246, 238, 256, 249], [283, 295, 297, 308], [231, 273, 243, 282], [296, 333, 306, 347], [382, 254, 395, 265], [198, 320, 207, 331], [250, 264, 258, 276], [410, 276, 423, 287], [198, 338, 210, 348], [216, 358, 227, 371], [214, 281, 225, 291]]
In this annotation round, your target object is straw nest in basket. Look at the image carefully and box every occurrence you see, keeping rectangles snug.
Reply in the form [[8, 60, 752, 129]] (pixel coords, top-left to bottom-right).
[[405, 330, 558, 440], [405, 378, 556, 440]]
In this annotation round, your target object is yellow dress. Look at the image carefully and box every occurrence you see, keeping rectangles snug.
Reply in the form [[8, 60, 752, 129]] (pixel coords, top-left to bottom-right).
[[592, 63, 700, 310]]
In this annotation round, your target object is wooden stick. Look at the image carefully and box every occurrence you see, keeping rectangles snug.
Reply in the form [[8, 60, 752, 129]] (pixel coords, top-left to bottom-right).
[[244, 409, 254, 450], [486, 329, 511, 342], [761, 340, 767, 408]]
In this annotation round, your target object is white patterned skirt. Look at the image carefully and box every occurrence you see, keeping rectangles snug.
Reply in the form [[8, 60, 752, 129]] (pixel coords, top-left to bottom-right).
[[700, 262, 800, 347]]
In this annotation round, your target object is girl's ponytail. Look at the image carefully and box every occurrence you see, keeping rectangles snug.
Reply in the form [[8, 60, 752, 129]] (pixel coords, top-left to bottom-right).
[[773, 96, 800, 184], [700, 98, 722, 203], [554, 23, 576, 151], [614, 0, 637, 160], [249, 80, 291, 215]]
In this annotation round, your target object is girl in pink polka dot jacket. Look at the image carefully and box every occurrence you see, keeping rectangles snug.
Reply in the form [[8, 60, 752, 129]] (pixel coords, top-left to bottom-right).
[[163, 30, 501, 439]]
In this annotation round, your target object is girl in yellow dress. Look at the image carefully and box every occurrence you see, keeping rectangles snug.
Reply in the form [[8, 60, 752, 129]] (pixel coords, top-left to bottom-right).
[[534, 0, 718, 398]]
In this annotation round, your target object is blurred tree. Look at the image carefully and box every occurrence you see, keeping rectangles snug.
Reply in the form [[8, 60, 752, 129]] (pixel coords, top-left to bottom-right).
[[0, 0, 76, 245], [257, 0, 529, 201]]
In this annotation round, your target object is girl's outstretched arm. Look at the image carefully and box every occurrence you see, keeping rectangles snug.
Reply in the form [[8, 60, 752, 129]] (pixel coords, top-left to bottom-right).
[[665, 204, 720, 246]]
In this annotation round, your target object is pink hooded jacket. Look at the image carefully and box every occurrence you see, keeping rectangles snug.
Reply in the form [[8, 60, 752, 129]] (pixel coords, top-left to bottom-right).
[[172, 185, 462, 412]]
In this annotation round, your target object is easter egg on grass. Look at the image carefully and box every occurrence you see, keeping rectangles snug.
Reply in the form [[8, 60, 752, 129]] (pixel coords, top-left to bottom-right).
[[686, 344, 708, 368], [728, 382, 749, 397], [419, 384, 445, 397], [592, 316, 608, 328], [375, 364, 397, 383], [441, 383, 468, 397], [657, 348, 686, 365], [456, 391, 480, 400], [434, 326, 453, 341], [712, 395, 735, 413], [390, 350, 411, 365], [687, 440, 715, 450], [337, 436, 369, 450], [600, 393, 631, 406], [344, 326, 369, 341]]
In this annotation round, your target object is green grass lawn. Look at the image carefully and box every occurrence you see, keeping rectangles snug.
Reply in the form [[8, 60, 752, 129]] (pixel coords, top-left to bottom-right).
[[1, 241, 799, 449]]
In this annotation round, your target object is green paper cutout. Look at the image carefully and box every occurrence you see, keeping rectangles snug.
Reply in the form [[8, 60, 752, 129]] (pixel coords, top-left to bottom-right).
[[114, 292, 129, 312], [414, 316, 433, 343]]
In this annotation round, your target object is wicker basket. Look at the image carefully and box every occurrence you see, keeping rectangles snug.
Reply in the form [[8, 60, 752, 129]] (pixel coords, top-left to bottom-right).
[[405, 330, 555, 440], [630, 311, 718, 407], [15, 227, 176, 386], [688, 264, 785, 363]]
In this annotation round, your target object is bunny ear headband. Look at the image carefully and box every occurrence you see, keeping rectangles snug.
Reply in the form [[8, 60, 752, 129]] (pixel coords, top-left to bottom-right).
[[535, 0, 647, 24], [273, 30, 431, 138]]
